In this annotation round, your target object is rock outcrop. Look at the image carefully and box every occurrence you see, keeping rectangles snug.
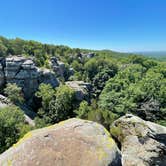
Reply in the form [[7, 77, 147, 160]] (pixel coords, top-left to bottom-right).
[[66, 81, 92, 101], [0, 118, 121, 166], [77, 52, 95, 59], [110, 114, 166, 166], [0, 56, 59, 100], [51, 57, 68, 78]]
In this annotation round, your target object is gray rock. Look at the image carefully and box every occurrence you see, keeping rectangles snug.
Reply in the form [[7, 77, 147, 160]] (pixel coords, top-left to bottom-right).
[[65, 81, 92, 101], [0, 58, 5, 87], [0, 94, 11, 106], [0, 70, 5, 87], [0, 118, 121, 166], [110, 114, 166, 166], [51, 57, 67, 78], [77, 52, 95, 59], [38, 68, 59, 87], [3, 56, 59, 100]]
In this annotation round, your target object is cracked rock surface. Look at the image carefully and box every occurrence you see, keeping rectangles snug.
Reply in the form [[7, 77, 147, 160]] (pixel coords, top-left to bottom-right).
[[0, 118, 121, 166], [110, 114, 166, 166], [0, 56, 59, 100]]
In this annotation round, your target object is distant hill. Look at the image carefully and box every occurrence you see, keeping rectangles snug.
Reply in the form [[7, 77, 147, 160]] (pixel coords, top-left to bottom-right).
[[134, 51, 166, 60]]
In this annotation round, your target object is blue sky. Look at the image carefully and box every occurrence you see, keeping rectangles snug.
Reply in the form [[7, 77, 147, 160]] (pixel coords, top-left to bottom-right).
[[0, 0, 166, 52]]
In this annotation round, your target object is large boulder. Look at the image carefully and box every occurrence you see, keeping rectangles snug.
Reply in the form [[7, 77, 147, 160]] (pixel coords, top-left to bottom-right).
[[110, 114, 166, 166], [66, 81, 92, 101], [0, 118, 121, 166]]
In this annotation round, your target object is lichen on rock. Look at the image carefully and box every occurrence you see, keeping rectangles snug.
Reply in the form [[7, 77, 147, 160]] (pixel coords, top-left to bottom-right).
[[0, 118, 121, 166]]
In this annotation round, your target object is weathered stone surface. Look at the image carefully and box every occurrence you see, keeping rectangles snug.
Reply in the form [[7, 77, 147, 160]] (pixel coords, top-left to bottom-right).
[[110, 114, 166, 166], [66, 81, 92, 101], [0, 94, 11, 107], [51, 57, 67, 77], [77, 52, 95, 59], [0, 118, 121, 166], [0, 56, 59, 100], [0, 58, 5, 87], [4, 56, 38, 99], [38, 68, 59, 87]]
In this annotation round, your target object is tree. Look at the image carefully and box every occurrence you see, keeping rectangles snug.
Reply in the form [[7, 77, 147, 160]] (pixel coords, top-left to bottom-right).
[[35, 84, 76, 124], [0, 106, 26, 153], [35, 83, 55, 110], [74, 101, 92, 119], [87, 109, 117, 130], [48, 85, 76, 122], [84, 57, 118, 96], [0, 40, 7, 57], [75, 101, 117, 130], [99, 64, 145, 116], [99, 63, 166, 125], [4, 83, 24, 104]]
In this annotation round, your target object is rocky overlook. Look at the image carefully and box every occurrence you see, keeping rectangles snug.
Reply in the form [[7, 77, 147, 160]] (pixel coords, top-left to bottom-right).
[[0, 115, 166, 166], [0, 36, 165, 166]]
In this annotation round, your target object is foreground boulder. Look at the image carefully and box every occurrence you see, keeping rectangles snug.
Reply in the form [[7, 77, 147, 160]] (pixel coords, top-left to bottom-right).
[[0, 118, 121, 166], [110, 114, 166, 166]]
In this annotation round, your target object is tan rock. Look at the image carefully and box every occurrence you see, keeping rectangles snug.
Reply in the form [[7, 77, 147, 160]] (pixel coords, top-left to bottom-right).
[[0, 118, 121, 166]]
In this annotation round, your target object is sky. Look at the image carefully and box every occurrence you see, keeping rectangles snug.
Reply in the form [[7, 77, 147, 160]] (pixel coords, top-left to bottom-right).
[[0, 0, 166, 52]]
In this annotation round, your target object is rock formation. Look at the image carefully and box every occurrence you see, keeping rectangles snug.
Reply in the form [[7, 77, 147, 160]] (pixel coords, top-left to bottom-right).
[[0, 56, 59, 100], [110, 114, 166, 166], [0, 118, 121, 166], [77, 52, 95, 59], [51, 57, 68, 78], [66, 81, 92, 101]]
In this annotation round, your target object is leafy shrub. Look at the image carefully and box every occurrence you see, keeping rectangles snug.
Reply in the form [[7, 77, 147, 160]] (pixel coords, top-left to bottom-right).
[[4, 83, 24, 104], [0, 106, 28, 153], [36, 84, 76, 124]]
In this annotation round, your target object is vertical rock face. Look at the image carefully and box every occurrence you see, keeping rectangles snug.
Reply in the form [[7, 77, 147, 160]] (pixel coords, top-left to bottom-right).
[[5, 56, 39, 99], [38, 68, 59, 87], [0, 56, 59, 100], [110, 114, 166, 166], [51, 57, 67, 78], [0, 57, 5, 87], [0, 118, 121, 166]]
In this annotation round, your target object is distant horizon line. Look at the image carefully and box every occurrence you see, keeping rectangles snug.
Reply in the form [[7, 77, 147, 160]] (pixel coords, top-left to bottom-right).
[[1, 35, 166, 54]]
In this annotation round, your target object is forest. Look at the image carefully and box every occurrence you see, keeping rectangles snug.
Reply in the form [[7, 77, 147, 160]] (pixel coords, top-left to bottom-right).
[[0, 36, 165, 153]]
